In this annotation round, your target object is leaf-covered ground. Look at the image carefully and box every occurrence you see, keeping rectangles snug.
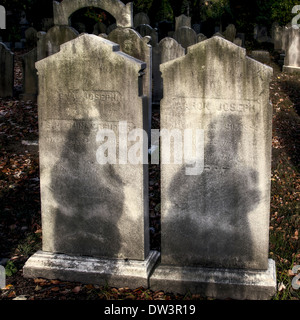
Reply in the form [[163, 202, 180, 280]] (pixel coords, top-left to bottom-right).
[[0, 49, 299, 300]]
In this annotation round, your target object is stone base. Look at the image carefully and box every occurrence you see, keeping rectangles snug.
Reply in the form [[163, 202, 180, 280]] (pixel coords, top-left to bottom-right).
[[283, 65, 300, 75], [23, 250, 160, 289], [150, 259, 276, 300]]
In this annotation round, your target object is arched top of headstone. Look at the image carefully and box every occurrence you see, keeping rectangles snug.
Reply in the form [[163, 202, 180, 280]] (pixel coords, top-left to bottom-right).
[[53, 0, 133, 28], [175, 14, 191, 31], [133, 12, 150, 28], [162, 36, 273, 84]]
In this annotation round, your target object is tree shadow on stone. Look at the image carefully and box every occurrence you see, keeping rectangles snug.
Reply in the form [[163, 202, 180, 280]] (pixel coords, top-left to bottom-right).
[[162, 115, 261, 270], [48, 124, 124, 260]]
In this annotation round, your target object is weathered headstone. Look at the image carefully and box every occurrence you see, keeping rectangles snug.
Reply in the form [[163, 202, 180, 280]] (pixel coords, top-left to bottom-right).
[[251, 50, 270, 65], [0, 42, 14, 98], [192, 24, 201, 34], [283, 26, 300, 74], [23, 34, 159, 287], [223, 24, 236, 42], [272, 24, 283, 51], [20, 48, 38, 101], [152, 37, 185, 104], [150, 37, 276, 300], [213, 32, 225, 39], [53, 0, 133, 28], [233, 38, 242, 47], [133, 12, 150, 28], [173, 26, 197, 51], [136, 24, 158, 47], [37, 26, 79, 60], [107, 23, 117, 35], [197, 33, 207, 43], [108, 27, 152, 137], [93, 22, 107, 35], [175, 14, 191, 31], [25, 27, 38, 49]]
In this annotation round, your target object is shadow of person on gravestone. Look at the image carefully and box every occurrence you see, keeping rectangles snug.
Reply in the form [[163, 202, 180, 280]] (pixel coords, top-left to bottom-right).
[[163, 115, 261, 270], [48, 123, 124, 260]]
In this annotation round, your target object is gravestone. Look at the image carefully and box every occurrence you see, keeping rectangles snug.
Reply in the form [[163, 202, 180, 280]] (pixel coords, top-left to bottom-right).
[[25, 27, 38, 49], [223, 24, 236, 42], [175, 14, 191, 31], [136, 24, 158, 47], [23, 34, 159, 287], [197, 33, 207, 43], [283, 26, 300, 74], [192, 24, 201, 34], [272, 24, 283, 51], [37, 25, 79, 60], [0, 42, 14, 98], [152, 37, 185, 104], [150, 36, 276, 300], [233, 38, 242, 47], [133, 12, 150, 28], [20, 48, 38, 101], [251, 50, 270, 65], [108, 27, 152, 137], [107, 23, 117, 35], [93, 22, 107, 35], [173, 26, 197, 51], [53, 0, 133, 28]]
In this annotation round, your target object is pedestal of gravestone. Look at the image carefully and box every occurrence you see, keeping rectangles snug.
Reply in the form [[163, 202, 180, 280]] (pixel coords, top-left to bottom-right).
[[23, 34, 159, 288], [150, 37, 276, 300]]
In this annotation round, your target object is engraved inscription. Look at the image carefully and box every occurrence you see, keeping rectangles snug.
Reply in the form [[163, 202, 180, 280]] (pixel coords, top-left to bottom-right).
[[47, 90, 123, 120], [170, 97, 260, 114]]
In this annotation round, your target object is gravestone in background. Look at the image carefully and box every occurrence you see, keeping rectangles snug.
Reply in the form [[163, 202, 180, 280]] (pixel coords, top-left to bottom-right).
[[152, 37, 185, 104], [150, 36, 276, 300], [20, 48, 38, 101], [108, 27, 152, 138], [37, 25, 79, 60], [133, 12, 150, 28], [173, 26, 197, 51], [175, 14, 191, 31], [23, 34, 159, 288], [197, 33, 207, 43], [223, 24, 236, 42], [0, 42, 14, 98], [136, 24, 158, 47], [283, 26, 300, 74]]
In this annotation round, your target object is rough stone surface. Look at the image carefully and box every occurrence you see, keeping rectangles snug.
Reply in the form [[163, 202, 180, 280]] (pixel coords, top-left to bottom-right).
[[34, 34, 151, 264], [24, 250, 160, 288], [152, 37, 185, 103], [159, 36, 273, 269], [173, 26, 197, 51], [108, 27, 152, 136], [53, 0, 133, 28], [175, 14, 191, 31], [0, 42, 14, 97], [150, 259, 276, 300]]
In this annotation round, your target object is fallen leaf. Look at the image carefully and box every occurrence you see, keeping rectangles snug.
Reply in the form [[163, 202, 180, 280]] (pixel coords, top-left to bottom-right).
[[51, 287, 60, 292], [278, 282, 286, 291], [72, 286, 81, 293]]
